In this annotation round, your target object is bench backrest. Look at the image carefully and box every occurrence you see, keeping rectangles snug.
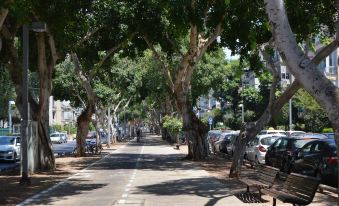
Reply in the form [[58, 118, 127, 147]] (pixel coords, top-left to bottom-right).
[[257, 165, 279, 186], [282, 173, 320, 205]]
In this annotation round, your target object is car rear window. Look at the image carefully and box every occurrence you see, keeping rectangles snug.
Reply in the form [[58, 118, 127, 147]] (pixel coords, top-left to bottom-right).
[[292, 139, 313, 149], [261, 137, 279, 145]]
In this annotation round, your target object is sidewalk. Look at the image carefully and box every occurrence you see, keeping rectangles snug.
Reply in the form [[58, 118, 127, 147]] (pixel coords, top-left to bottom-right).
[[176, 137, 337, 206]]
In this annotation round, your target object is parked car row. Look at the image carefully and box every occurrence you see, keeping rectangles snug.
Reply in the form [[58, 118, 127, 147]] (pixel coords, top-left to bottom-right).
[[255, 132, 338, 187], [207, 130, 239, 155]]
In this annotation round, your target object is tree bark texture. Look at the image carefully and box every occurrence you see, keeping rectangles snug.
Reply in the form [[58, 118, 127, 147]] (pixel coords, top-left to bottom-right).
[[265, 0, 339, 199]]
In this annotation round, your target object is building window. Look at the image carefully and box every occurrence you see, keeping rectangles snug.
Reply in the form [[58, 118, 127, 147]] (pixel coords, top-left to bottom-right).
[[281, 73, 286, 79], [285, 73, 290, 80]]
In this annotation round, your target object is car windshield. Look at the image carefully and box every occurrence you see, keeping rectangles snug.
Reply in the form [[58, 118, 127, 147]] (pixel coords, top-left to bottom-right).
[[0, 137, 15, 145], [50, 134, 60, 137], [292, 139, 313, 149], [261, 137, 279, 145]]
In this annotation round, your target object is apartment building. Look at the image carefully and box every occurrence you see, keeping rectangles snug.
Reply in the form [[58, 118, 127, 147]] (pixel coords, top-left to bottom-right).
[[49, 96, 79, 127]]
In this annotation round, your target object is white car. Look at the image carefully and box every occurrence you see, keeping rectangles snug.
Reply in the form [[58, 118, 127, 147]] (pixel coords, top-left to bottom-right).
[[0, 136, 21, 162], [50, 133, 67, 144], [245, 133, 286, 165]]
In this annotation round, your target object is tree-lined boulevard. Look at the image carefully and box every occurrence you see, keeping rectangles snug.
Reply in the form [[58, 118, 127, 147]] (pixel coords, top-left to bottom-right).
[[1, 0, 339, 205]]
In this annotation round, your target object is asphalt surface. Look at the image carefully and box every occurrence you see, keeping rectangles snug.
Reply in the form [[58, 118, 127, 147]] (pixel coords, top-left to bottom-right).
[[18, 134, 255, 206], [52, 140, 77, 156]]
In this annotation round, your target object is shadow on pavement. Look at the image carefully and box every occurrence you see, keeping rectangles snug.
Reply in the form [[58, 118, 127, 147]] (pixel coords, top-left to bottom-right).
[[135, 177, 246, 206], [23, 179, 107, 205]]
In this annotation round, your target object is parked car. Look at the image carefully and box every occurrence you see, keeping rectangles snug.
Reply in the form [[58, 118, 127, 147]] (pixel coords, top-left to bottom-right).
[[286, 130, 305, 137], [323, 133, 334, 139], [60, 132, 68, 143], [207, 130, 222, 153], [0, 136, 20, 162], [50, 133, 66, 144], [258, 129, 287, 136], [265, 136, 319, 172], [214, 131, 240, 154], [290, 138, 337, 187], [245, 134, 285, 165], [292, 133, 328, 139]]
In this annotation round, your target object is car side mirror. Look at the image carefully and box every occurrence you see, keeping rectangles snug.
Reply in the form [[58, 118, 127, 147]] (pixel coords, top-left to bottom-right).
[[16, 142, 21, 146]]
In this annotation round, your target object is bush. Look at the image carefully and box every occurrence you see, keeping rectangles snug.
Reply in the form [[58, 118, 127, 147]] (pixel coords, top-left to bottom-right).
[[322, 128, 334, 133], [162, 115, 183, 135]]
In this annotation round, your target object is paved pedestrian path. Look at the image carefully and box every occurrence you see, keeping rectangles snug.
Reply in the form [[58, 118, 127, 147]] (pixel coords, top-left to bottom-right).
[[18, 134, 335, 206]]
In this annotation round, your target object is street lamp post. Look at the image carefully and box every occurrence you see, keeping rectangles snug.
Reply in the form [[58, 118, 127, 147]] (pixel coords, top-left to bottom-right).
[[20, 22, 47, 185], [8, 100, 15, 134]]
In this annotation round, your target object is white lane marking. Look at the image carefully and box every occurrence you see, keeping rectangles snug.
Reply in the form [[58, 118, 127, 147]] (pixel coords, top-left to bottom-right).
[[18, 143, 129, 206], [124, 188, 130, 192], [122, 193, 128, 198]]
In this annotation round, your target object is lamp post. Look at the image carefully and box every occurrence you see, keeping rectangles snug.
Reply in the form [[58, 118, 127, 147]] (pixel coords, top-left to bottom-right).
[[8, 100, 15, 134], [20, 22, 47, 185]]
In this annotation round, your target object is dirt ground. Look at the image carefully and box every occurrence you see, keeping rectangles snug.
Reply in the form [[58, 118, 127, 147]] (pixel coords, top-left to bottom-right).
[[178, 144, 338, 206], [0, 143, 123, 205]]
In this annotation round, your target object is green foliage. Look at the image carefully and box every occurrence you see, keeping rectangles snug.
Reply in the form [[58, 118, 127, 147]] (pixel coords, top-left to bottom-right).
[[51, 124, 63, 132], [0, 66, 16, 121], [322, 128, 334, 133], [162, 115, 183, 135]]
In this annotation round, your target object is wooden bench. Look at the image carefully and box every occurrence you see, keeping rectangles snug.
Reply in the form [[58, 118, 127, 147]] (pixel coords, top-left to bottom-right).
[[261, 173, 320, 206], [238, 165, 279, 197]]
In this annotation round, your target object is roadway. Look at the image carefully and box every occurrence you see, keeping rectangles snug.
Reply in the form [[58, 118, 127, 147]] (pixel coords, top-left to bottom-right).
[[0, 141, 77, 171]]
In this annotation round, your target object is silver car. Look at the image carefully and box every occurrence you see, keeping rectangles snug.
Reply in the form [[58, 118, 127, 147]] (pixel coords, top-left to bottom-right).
[[245, 134, 286, 165], [50, 133, 67, 144], [0, 136, 21, 162]]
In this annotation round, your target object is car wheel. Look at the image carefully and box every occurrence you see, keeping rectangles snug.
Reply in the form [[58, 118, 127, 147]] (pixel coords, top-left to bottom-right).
[[281, 161, 289, 173], [12, 153, 17, 163], [255, 156, 260, 167]]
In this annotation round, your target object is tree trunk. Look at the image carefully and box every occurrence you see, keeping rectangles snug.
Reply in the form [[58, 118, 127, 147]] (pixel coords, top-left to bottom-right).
[[175, 88, 208, 160], [71, 53, 97, 156], [76, 102, 95, 156], [265, 0, 339, 202]]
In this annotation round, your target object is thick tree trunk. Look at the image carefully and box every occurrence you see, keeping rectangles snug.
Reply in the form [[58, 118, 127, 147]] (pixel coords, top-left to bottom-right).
[[76, 102, 95, 156], [175, 89, 208, 160]]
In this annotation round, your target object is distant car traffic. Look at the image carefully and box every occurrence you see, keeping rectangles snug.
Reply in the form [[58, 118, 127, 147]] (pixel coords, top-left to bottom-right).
[[245, 133, 285, 165], [0, 136, 21, 162], [290, 138, 338, 187]]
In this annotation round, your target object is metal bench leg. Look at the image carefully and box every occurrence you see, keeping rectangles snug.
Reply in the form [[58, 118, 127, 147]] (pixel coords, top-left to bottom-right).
[[246, 185, 249, 192], [272, 198, 276, 206]]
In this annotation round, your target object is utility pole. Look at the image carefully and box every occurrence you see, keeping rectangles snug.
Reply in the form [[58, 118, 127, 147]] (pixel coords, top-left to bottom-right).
[[289, 73, 293, 131], [107, 108, 111, 148], [20, 22, 47, 185], [20, 24, 30, 185]]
